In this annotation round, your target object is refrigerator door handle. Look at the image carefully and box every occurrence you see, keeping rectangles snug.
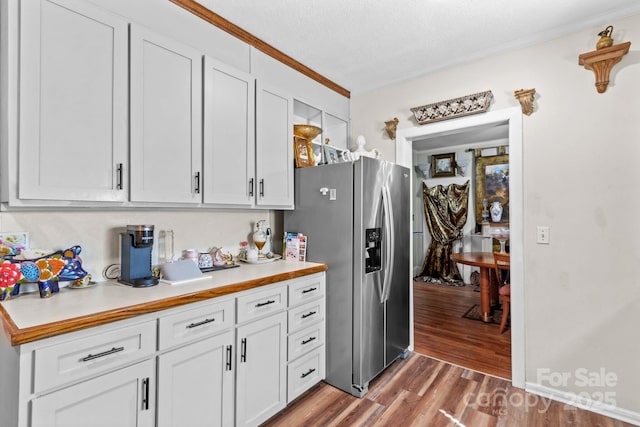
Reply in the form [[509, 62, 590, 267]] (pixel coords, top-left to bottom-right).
[[380, 183, 395, 303]]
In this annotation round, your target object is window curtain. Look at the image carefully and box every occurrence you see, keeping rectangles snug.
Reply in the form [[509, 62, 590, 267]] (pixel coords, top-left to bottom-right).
[[418, 181, 470, 285]]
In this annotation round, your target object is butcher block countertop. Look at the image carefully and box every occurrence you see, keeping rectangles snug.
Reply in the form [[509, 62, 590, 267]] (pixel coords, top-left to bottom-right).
[[0, 261, 327, 346]]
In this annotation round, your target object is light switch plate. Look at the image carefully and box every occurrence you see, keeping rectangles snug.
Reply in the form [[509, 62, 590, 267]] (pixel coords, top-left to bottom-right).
[[536, 226, 550, 244]]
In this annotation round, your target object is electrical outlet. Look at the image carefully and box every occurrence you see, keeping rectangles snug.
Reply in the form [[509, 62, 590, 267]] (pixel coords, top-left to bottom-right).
[[536, 226, 550, 244]]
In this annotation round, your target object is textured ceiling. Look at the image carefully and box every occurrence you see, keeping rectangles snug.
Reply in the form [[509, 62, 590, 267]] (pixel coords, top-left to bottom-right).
[[199, 0, 640, 95]]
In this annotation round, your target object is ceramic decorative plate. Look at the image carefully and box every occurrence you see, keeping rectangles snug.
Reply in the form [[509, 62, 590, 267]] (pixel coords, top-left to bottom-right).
[[67, 281, 98, 289], [238, 254, 282, 264]]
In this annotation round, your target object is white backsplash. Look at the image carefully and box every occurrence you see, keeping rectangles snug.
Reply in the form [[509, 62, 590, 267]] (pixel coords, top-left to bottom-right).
[[0, 209, 283, 281]]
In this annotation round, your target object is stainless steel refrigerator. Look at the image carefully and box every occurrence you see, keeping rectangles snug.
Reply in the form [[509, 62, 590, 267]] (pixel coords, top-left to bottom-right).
[[284, 156, 410, 397]]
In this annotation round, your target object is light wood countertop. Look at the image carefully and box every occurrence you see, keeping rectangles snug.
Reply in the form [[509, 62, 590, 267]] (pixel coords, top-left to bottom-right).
[[0, 261, 327, 346]]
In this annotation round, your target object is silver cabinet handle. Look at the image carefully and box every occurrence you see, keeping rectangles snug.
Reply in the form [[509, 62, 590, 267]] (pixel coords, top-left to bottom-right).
[[249, 178, 254, 197], [80, 346, 124, 362], [186, 317, 215, 329]]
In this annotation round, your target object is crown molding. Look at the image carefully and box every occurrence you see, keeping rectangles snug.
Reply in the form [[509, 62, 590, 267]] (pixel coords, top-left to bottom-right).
[[169, 0, 350, 99]]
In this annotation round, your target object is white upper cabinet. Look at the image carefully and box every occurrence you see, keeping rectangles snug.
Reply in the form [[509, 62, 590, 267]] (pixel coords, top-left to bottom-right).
[[129, 25, 202, 204], [203, 57, 255, 207], [255, 82, 294, 209], [19, 0, 128, 202]]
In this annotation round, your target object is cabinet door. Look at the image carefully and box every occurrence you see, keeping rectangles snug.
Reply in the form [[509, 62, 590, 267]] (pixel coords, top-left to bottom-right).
[[255, 82, 294, 209], [236, 311, 287, 427], [203, 57, 255, 207], [31, 359, 155, 427], [130, 25, 202, 204], [19, 0, 128, 202], [157, 332, 234, 427]]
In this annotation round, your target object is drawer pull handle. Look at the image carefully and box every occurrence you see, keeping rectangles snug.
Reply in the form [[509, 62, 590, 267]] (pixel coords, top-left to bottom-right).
[[81, 346, 124, 362], [301, 311, 317, 319], [301, 368, 316, 379], [301, 287, 317, 294], [302, 336, 317, 345], [255, 299, 275, 308], [186, 317, 215, 329]]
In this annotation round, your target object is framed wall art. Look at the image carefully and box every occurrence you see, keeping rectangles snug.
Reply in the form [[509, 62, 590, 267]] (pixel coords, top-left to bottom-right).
[[474, 154, 509, 225], [294, 136, 315, 168], [431, 153, 456, 178]]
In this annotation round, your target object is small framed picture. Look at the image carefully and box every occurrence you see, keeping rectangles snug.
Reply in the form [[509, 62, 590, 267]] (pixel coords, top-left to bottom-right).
[[323, 145, 339, 164], [432, 153, 456, 178], [294, 136, 315, 168]]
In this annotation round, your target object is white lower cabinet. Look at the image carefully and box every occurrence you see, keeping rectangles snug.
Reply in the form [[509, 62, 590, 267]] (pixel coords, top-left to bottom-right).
[[235, 311, 287, 427], [30, 343, 156, 427], [286, 274, 326, 403], [157, 331, 234, 427], [8, 273, 325, 427]]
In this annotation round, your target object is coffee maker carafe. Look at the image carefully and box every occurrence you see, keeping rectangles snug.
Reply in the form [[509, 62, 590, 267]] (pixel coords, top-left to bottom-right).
[[119, 225, 159, 287]]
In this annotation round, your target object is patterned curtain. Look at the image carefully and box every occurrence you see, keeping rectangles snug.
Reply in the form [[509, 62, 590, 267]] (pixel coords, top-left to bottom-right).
[[418, 181, 470, 285]]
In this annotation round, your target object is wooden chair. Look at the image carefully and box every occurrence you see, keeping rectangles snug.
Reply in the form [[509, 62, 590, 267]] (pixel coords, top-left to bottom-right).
[[492, 252, 511, 334]]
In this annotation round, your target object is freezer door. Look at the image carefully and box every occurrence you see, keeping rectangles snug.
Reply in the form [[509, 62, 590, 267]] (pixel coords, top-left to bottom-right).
[[352, 158, 387, 390]]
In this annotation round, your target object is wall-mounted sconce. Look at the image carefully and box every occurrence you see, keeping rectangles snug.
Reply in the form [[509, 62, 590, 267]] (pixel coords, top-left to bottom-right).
[[384, 117, 399, 140], [513, 88, 536, 116]]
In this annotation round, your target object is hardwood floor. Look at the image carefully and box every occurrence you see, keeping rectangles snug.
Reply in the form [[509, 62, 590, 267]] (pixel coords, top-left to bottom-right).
[[263, 281, 633, 426], [413, 280, 511, 380], [264, 353, 633, 426]]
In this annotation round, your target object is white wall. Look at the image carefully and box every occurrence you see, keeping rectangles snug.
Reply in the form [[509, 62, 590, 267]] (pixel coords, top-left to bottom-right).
[[351, 13, 640, 421], [0, 209, 280, 282]]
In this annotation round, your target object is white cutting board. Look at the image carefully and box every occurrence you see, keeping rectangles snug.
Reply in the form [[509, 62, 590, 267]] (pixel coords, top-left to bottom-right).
[[160, 259, 207, 285]]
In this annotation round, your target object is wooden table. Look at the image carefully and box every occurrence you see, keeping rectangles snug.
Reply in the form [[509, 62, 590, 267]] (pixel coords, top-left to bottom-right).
[[451, 252, 500, 322]]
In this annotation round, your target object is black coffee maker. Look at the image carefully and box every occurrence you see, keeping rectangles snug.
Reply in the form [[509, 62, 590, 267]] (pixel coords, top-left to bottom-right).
[[119, 225, 159, 287]]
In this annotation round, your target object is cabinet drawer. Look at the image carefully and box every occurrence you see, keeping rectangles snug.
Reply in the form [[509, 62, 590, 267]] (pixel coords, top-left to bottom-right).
[[236, 285, 287, 324], [288, 322, 325, 361], [33, 320, 156, 393], [288, 299, 324, 333], [158, 299, 234, 350], [287, 345, 325, 403], [288, 274, 325, 307]]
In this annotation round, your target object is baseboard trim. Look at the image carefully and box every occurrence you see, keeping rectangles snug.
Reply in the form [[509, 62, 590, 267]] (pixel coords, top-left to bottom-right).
[[526, 382, 640, 426]]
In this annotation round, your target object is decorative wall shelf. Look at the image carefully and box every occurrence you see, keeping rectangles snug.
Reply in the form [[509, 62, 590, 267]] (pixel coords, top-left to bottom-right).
[[578, 42, 631, 94]]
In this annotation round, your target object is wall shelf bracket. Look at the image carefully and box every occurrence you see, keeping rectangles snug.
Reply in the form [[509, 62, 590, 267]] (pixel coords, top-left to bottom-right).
[[578, 41, 631, 93]]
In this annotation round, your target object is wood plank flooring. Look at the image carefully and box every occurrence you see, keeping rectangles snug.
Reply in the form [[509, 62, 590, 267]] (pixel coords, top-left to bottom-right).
[[263, 281, 634, 426], [413, 280, 511, 380], [264, 352, 633, 426]]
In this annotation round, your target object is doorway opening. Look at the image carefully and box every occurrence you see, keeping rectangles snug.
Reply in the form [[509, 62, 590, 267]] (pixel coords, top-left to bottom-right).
[[396, 107, 524, 387]]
